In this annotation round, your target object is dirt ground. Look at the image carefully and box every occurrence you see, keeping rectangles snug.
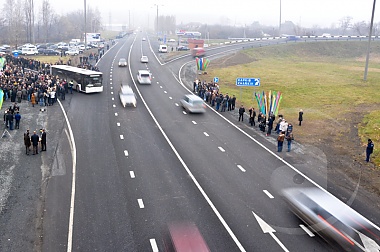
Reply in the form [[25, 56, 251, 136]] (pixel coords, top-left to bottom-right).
[[211, 51, 380, 196]]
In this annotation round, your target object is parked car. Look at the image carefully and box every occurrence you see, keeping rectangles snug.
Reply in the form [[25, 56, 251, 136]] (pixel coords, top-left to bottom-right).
[[140, 55, 148, 63], [168, 38, 176, 42], [66, 49, 79, 56], [118, 58, 127, 67], [119, 85, 137, 107], [180, 94, 206, 113], [136, 70, 151, 84], [43, 49, 61, 55], [177, 46, 190, 51]]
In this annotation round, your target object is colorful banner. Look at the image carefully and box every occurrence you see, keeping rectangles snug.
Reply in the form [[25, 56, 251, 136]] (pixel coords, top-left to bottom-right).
[[254, 90, 283, 116], [0, 89, 4, 110], [196, 57, 210, 71]]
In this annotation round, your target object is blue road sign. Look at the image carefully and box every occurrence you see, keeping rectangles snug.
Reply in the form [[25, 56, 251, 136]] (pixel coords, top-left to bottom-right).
[[236, 78, 260, 87], [213, 77, 219, 83]]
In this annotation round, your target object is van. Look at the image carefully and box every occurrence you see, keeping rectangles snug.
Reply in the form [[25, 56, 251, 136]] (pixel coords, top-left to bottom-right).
[[159, 44, 168, 53], [22, 45, 38, 55]]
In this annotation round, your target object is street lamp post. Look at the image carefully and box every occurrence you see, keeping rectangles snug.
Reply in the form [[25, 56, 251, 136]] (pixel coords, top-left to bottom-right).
[[364, 0, 376, 81]]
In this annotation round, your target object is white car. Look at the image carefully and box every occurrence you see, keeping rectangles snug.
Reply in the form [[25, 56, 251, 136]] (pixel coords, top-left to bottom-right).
[[140, 55, 148, 63], [180, 94, 206, 113], [118, 58, 127, 67], [136, 70, 151, 84], [119, 85, 137, 107], [142, 37, 146, 41], [66, 49, 79, 56], [168, 39, 176, 42]]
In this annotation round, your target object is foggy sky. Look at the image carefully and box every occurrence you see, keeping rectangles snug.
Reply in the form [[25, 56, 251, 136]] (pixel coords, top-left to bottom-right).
[[32, 0, 378, 28]]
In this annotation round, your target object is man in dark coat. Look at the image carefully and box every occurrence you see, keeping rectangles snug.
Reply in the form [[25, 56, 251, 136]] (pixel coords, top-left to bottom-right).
[[30, 131, 39, 155], [14, 111, 21, 129], [238, 104, 245, 122], [366, 139, 374, 162], [24, 131, 31, 155], [41, 129, 47, 151], [298, 109, 303, 126]]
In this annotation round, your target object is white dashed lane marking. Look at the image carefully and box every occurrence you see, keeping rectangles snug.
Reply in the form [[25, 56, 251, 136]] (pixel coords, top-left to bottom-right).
[[175, 103, 179, 106], [124, 150, 129, 156], [203, 132, 209, 136], [113, 104, 116, 108], [138, 199, 145, 208], [300, 224, 315, 237], [183, 111, 187, 114], [117, 122, 120, 126], [192, 121, 197, 125], [112, 98, 114, 101], [110, 87, 113, 89], [164, 91, 167, 94], [218, 147, 225, 152], [237, 165, 246, 172], [115, 113, 118, 116], [111, 91, 113, 94], [120, 135, 124, 140], [169, 97, 172, 100], [130, 171, 135, 178], [263, 190, 274, 198], [160, 86, 163, 89], [150, 239, 159, 252]]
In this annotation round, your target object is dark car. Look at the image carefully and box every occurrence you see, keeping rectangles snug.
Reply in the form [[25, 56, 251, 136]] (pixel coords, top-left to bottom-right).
[[43, 49, 60, 55], [177, 46, 189, 51]]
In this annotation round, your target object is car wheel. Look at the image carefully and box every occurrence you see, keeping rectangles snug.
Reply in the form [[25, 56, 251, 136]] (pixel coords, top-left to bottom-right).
[[76, 85, 80, 92]]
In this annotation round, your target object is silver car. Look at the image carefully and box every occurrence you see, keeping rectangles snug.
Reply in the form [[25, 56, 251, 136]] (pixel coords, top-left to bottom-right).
[[282, 187, 372, 251], [118, 58, 127, 67], [180, 94, 206, 113], [140, 55, 148, 63], [136, 70, 151, 84], [119, 85, 136, 107]]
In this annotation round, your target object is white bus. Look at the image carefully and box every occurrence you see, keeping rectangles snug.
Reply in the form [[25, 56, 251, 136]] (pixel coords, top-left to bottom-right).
[[50, 65, 103, 93]]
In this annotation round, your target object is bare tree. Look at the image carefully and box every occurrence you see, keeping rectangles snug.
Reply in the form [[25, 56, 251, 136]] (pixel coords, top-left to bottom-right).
[[339, 16, 353, 35], [40, 0, 54, 42], [24, 0, 35, 43], [352, 21, 368, 36]]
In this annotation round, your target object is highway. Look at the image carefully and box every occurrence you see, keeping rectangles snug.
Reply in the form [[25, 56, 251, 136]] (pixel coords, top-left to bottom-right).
[[37, 33, 380, 252]]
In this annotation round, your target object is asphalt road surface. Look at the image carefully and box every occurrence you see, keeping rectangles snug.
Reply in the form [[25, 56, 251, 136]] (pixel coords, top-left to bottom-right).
[[1, 32, 380, 252]]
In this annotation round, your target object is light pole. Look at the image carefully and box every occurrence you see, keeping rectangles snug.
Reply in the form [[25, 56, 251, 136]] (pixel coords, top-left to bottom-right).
[[279, 0, 282, 36], [364, 0, 376, 81]]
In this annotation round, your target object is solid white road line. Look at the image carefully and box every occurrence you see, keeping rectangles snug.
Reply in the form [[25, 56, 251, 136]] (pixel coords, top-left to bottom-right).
[[269, 232, 290, 252], [192, 121, 197, 124], [124, 150, 129, 156], [237, 165, 246, 172], [218, 147, 226, 152], [129, 171, 135, 178], [120, 135, 124, 140], [263, 190, 274, 199], [138, 199, 144, 208], [150, 239, 159, 252], [203, 132, 209, 136], [58, 100, 77, 252], [117, 122, 120, 127], [299, 224, 315, 237], [115, 112, 118, 116]]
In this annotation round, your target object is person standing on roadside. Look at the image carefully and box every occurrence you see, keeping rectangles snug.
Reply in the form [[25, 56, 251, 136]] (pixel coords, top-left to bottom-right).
[[30, 131, 39, 155], [277, 131, 285, 152], [267, 114, 274, 136], [24, 131, 31, 155], [238, 104, 245, 122], [298, 109, 303, 126], [286, 129, 294, 152], [14, 111, 21, 129], [41, 129, 47, 152], [69, 80, 74, 94], [366, 139, 374, 162], [231, 95, 236, 110]]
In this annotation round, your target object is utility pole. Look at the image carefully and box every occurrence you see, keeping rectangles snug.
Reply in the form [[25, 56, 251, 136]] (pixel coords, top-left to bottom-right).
[[84, 0, 87, 49], [364, 0, 376, 81], [279, 0, 282, 36]]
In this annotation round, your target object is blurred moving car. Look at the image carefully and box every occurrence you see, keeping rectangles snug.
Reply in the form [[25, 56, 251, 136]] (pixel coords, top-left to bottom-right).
[[180, 94, 206, 113], [140, 55, 148, 63], [119, 85, 136, 107], [177, 46, 189, 51], [136, 70, 151, 84], [282, 187, 373, 251], [118, 58, 128, 67], [163, 222, 210, 252]]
